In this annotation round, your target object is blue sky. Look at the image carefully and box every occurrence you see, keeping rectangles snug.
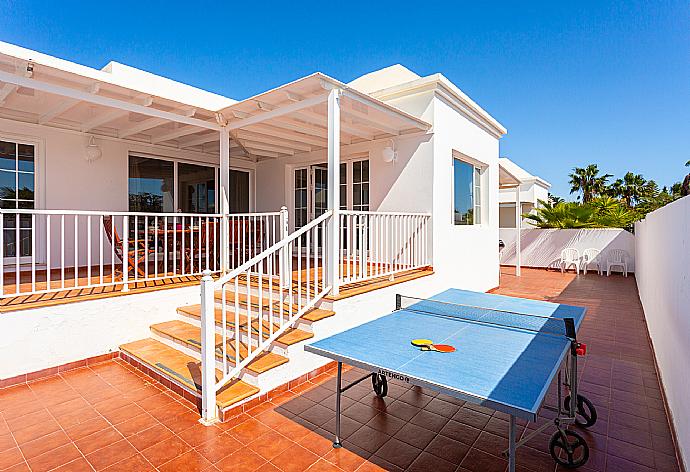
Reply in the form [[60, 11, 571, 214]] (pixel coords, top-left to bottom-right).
[[1, 0, 688, 198]]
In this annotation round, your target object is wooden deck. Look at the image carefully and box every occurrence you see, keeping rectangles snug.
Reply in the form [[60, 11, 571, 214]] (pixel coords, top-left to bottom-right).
[[0, 260, 433, 312]]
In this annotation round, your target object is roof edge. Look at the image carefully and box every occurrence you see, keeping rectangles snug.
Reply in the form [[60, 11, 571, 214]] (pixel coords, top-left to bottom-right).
[[367, 73, 507, 138]]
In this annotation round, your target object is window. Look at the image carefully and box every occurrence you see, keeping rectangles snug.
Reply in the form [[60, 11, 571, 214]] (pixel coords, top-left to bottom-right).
[[352, 159, 369, 211], [178, 163, 215, 213], [339, 163, 347, 210], [128, 156, 174, 212], [453, 159, 482, 225], [0, 140, 35, 257], [294, 168, 308, 229]]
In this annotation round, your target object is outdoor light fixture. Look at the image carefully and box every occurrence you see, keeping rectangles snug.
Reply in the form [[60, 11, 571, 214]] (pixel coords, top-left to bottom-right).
[[84, 135, 103, 162], [382, 139, 397, 163]]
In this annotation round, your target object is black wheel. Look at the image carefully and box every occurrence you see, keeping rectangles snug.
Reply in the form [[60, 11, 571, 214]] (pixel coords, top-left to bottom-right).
[[564, 394, 597, 428], [372, 374, 388, 398], [549, 430, 589, 468]]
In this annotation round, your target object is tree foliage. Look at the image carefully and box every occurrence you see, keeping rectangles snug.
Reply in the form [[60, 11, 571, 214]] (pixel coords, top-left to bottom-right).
[[548, 161, 688, 229], [524, 198, 639, 230], [568, 164, 612, 203]]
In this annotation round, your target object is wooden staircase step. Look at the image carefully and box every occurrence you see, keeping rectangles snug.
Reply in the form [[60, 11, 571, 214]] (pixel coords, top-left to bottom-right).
[[178, 303, 314, 346], [301, 307, 336, 322], [119, 338, 259, 409], [214, 290, 298, 313], [151, 320, 289, 374], [178, 304, 251, 327]]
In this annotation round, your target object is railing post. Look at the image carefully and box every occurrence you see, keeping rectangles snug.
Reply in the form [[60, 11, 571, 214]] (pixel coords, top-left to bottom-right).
[[279, 206, 289, 288], [122, 215, 129, 292], [199, 270, 218, 425]]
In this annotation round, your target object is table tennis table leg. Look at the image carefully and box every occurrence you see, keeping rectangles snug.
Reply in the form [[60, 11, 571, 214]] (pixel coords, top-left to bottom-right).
[[508, 415, 516, 472], [333, 362, 343, 448]]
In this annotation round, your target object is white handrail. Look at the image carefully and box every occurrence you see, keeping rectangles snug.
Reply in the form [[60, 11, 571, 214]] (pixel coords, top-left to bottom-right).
[[200, 210, 333, 422], [213, 210, 333, 288]]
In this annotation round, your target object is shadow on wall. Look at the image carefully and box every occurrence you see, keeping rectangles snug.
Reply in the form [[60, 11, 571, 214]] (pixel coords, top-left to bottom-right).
[[499, 229, 636, 272]]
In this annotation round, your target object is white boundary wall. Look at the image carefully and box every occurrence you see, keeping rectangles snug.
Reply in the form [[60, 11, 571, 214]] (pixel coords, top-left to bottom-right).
[[500, 228, 635, 272], [0, 286, 199, 379], [635, 196, 690, 468]]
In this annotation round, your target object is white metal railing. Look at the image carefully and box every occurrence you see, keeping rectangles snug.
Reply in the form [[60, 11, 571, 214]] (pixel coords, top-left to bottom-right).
[[339, 211, 432, 285], [200, 210, 332, 422], [0, 209, 282, 298]]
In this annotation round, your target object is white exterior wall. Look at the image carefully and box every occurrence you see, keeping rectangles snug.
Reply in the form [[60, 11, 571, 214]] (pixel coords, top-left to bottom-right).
[[0, 285, 199, 379], [498, 181, 549, 205], [429, 96, 501, 291], [499, 228, 636, 272], [635, 196, 689, 468]]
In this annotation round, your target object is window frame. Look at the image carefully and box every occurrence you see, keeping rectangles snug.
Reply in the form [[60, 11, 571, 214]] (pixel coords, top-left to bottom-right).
[[452, 156, 484, 226], [0, 136, 40, 260], [128, 153, 253, 214]]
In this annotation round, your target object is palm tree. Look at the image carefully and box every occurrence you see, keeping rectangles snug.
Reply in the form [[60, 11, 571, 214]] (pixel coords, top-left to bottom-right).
[[548, 193, 564, 205], [524, 200, 596, 228], [611, 172, 648, 207], [568, 165, 612, 203]]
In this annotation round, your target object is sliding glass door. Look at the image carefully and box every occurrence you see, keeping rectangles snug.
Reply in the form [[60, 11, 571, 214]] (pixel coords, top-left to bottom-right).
[[128, 155, 251, 215], [128, 156, 174, 213], [178, 163, 215, 213]]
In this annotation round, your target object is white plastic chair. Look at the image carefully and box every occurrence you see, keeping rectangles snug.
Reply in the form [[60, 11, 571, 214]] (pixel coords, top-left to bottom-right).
[[580, 248, 602, 275], [606, 249, 629, 277], [560, 248, 580, 274]]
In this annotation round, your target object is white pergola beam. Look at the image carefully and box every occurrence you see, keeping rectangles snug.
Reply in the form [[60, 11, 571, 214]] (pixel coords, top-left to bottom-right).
[[119, 107, 195, 139], [341, 109, 399, 136], [226, 93, 328, 130], [38, 83, 100, 124], [248, 123, 327, 147], [296, 109, 373, 140], [179, 132, 219, 148], [341, 89, 430, 131], [238, 139, 295, 155], [81, 108, 129, 132], [81, 95, 153, 132], [151, 125, 204, 144], [0, 83, 18, 105], [0, 70, 219, 131], [119, 117, 167, 138], [268, 117, 329, 139], [235, 129, 312, 152], [38, 98, 79, 124], [248, 148, 285, 158]]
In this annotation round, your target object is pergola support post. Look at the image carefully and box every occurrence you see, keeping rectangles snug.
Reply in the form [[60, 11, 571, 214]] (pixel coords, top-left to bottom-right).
[[326, 88, 341, 296], [515, 185, 521, 277], [219, 127, 230, 272]]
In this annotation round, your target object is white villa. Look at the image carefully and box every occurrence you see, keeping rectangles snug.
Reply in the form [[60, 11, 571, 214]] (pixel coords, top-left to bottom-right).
[[0, 41, 509, 421], [498, 157, 551, 229]]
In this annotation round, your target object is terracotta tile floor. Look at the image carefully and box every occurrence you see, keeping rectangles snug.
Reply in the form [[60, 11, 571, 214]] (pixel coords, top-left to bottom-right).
[[0, 267, 681, 471]]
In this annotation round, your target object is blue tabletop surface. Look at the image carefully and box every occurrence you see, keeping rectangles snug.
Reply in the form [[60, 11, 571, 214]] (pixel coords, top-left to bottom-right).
[[306, 289, 586, 420]]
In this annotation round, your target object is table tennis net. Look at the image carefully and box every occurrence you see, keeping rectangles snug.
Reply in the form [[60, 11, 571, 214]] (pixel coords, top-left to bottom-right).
[[397, 295, 575, 338]]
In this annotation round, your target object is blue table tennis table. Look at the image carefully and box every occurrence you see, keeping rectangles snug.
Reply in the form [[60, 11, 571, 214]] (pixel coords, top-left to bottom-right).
[[305, 289, 597, 471]]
